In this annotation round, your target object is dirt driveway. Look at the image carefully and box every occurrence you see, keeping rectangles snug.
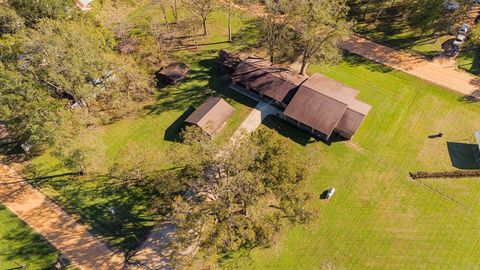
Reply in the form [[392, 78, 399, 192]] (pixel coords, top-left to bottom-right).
[[0, 165, 125, 270], [342, 36, 480, 97]]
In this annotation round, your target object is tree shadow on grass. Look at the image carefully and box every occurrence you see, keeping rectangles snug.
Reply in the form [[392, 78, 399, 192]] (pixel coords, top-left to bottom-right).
[[446, 141, 480, 170], [342, 52, 394, 73], [0, 205, 57, 268], [231, 18, 262, 53], [32, 173, 157, 253], [458, 46, 480, 76]]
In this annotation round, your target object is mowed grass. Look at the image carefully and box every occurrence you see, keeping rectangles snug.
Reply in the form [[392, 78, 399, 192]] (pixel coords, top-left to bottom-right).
[[29, 7, 259, 252], [223, 53, 480, 269], [0, 204, 57, 269]]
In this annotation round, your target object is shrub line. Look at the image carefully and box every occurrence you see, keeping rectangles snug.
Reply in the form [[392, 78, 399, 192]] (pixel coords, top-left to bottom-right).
[[409, 170, 480, 179]]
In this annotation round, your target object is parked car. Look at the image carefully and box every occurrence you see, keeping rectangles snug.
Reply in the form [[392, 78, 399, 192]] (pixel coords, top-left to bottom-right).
[[456, 34, 466, 42], [452, 39, 463, 47], [446, 44, 460, 57], [473, 0, 480, 4], [459, 23, 469, 35], [445, 0, 460, 10], [325, 187, 336, 199]]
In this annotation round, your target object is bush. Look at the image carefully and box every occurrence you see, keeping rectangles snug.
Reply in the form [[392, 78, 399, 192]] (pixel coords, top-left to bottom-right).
[[409, 170, 480, 179], [0, 5, 24, 35]]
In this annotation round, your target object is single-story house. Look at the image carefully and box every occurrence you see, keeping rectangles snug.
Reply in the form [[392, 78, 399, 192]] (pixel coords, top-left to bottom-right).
[[231, 56, 306, 108], [283, 73, 371, 140], [227, 54, 372, 141], [185, 97, 235, 138], [157, 62, 190, 85]]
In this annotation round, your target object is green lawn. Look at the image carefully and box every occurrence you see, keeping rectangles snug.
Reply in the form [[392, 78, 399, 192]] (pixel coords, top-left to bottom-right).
[[29, 6, 259, 252], [220, 53, 480, 269], [457, 45, 480, 75], [0, 204, 57, 269]]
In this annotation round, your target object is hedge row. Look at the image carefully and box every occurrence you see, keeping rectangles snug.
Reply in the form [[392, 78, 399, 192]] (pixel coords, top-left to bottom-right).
[[409, 170, 480, 179]]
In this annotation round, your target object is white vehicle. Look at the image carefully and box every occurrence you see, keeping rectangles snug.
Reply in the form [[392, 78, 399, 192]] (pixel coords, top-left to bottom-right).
[[325, 187, 336, 199], [452, 39, 462, 47], [459, 23, 469, 35], [445, 0, 460, 10], [457, 34, 466, 42]]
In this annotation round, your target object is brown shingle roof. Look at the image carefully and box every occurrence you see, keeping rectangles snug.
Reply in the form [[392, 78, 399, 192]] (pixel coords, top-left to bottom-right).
[[158, 62, 189, 84], [232, 57, 306, 105], [185, 97, 235, 137], [284, 73, 371, 139], [284, 84, 348, 138]]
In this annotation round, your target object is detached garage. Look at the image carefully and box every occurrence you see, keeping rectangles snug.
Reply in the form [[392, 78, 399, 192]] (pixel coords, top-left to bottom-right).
[[185, 97, 235, 138]]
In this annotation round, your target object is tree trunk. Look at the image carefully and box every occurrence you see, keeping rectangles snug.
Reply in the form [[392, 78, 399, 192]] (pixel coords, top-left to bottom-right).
[[299, 50, 308, 75], [203, 18, 208, 36], [173, 0, 178, 23], [160, 2, 168, 24], [363, 0, 373, 21], [374, 0, 387, 22], [228, 3, 232, 42]]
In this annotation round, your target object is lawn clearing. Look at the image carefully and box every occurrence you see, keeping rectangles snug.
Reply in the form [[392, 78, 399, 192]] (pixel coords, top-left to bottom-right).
[[220, 53, 480, 269], [28, 6, 259, 252], [0, 204, 58, 269]]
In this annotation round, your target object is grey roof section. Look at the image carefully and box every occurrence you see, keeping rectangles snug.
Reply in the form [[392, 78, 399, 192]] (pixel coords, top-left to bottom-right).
[[185, 97, 235, 137]]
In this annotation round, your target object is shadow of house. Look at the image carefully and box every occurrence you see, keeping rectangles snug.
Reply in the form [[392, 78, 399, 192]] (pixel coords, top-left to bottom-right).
[[164, 106, 196, 142], [261, 115, 317, 146], [446, 141, 480, 169]]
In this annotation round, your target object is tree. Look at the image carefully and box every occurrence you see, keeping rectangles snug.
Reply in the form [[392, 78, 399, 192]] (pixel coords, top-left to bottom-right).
[[224, 0, 234, 42], [8, 0, 73, 26], [0, 5, 24, 36], [0, 18, 153, 153], [18, 19, 152, 119], [158, 127, 311, 266], [297, 0, 352, 75], [259, 0, 299, 63], [108, 142, 166, 185], [182, 0, 214, 36], [0, 62, 70, 152]]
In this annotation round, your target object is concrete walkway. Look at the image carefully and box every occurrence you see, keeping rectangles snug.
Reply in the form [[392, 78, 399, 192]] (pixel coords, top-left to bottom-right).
[[229, 86, 281, 143], [342, 35, 480, 97], [0, 165, 125, 270]]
